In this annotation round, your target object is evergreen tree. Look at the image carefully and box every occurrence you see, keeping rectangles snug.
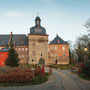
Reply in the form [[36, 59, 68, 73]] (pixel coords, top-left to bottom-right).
[[5, 46, 19, 67]]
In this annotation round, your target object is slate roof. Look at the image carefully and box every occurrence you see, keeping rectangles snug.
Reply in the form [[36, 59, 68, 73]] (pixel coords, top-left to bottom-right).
[[50, 35, 68, 45], [30, 26, 46, 35], [0, 34, 28, 46], [0, 48, 10, 52], [30, 16, 47, 35]]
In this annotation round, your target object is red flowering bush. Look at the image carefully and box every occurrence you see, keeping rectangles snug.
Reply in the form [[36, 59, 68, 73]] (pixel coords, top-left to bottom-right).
[[0, 68, 33, 83], [34, 67, 42, 75]]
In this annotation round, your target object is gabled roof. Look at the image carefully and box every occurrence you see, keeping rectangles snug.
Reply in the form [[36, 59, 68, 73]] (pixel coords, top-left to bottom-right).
[[50, 35, 68, 45], [0, 34, 28, 46]]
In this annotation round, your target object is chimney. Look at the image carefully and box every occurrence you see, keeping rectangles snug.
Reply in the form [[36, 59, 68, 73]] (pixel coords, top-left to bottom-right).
[[8, 32, 12, 47]]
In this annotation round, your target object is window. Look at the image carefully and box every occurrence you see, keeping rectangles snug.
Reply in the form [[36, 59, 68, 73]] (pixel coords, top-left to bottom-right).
[[2, 62, 4, 64], [26, 48, 28, 51], [55, 46, 57, 50], [26, 55, 28, 58], [19, 48, 21, 51], [62, 46, 65, 50], [55, 53, 57, 56], [15, 48, 17, 51], [22, 55, 24, 58], [21, 41, 24, 44], [22, 48, 24, 51], [51, 53, 53, 57], [51, 46, 54, 50], [19, 55, 21, 58], [33, 42, 35, 45], [19, 36, 21, 40], [2, 41, 5, 45], [1, 54, 4, 57], [14, 41, 16, 45], [63, 53, 66, 56], [57, 40, 60, 43]]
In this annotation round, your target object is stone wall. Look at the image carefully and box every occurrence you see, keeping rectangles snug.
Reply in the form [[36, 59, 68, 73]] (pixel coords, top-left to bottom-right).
[[28, 34, 48, 65], [15, 46, 28, 64]]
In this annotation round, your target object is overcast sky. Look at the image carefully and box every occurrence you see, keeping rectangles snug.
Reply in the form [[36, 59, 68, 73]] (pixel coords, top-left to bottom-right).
[[0, 0, 90, 43]]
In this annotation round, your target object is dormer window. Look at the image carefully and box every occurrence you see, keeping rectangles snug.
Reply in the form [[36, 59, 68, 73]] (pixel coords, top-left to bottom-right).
[[14, 41, 16, 45], [21, 41, 24, 44], [19, 36, 21, 40], [2, 41, 5, 45], [57, 40, 60, 43]]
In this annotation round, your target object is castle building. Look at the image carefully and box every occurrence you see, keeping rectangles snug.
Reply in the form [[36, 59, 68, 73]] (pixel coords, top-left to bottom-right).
[[0, 16, 69, 66], [0, 48, 10, 66], [48, 34, 69, 64], [0, 34, 28, 64], [28, 16, 48, 65]]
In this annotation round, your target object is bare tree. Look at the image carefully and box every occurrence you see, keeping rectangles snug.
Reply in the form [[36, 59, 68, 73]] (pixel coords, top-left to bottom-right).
[[74, 34, 90, 63], [84, 18, 90, 32]]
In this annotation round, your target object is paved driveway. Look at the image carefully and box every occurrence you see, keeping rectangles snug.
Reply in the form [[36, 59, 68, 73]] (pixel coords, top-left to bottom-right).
[[0, 68, 90, 90]]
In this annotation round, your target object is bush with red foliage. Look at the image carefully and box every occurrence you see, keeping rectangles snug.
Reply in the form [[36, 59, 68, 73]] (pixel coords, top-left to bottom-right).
[[34, 67, 42, 76], [0, 68, 33, 83]]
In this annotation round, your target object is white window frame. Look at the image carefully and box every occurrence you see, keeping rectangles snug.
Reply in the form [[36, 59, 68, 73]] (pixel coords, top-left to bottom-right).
[[55, 46, 57, 50], [51, 46, 54, 50], [62, 46, 65, 50]]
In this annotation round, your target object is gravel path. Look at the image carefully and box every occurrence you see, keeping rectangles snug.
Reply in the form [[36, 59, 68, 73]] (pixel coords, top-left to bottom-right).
[[0, 68, 90, 90]]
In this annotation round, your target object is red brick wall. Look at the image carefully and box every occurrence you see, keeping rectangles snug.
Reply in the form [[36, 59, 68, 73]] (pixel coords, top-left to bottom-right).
[[0, 52, 8, 66], [48, 44, 69, 64]]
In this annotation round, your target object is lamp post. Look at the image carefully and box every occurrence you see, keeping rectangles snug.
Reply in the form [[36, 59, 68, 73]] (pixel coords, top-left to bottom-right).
[[84, 48, 88, 62]]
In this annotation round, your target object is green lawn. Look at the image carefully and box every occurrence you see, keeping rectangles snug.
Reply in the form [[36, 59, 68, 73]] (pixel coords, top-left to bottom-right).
[[0, 73, 49, 87], [48, 64, 77, 70]]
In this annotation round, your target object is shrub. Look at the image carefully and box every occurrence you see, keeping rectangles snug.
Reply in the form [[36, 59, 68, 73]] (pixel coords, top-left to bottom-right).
[[81, 62, 90, 77], [19, 64, 37, 68], [0, 68, 33, 83], [34, 67, 42, 76]]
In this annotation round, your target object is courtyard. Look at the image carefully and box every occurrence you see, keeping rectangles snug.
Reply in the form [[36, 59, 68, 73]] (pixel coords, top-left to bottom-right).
[[0, 68, 90, 90]]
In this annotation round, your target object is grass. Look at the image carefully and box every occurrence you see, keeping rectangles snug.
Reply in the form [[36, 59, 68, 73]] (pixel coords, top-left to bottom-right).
[[48, 64, 77, 70], [0, 73, 49, 87], [78, 73, 90, 81]]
